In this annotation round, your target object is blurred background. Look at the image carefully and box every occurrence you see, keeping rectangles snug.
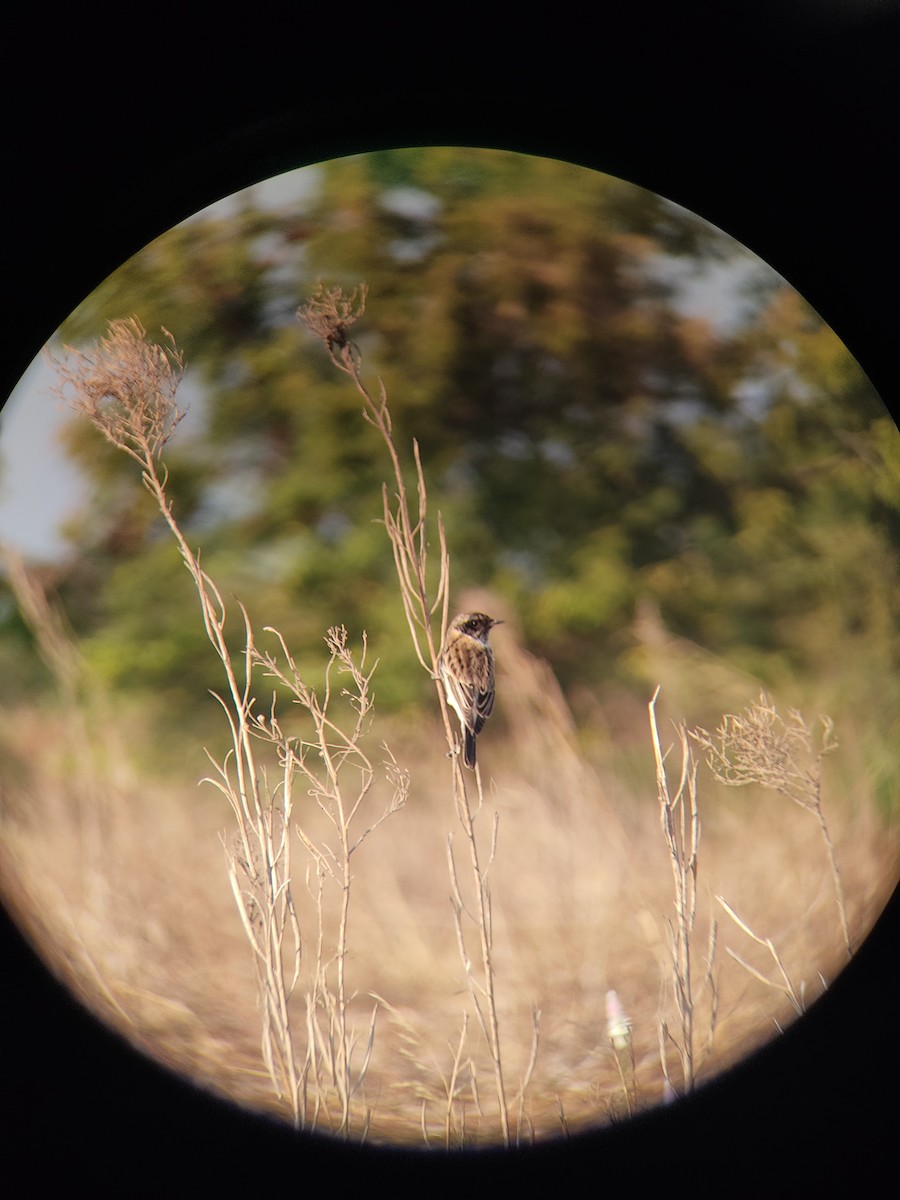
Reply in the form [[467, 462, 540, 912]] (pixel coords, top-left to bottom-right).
[[2, 148, 895, 771], [0, 147, 896, 1145]]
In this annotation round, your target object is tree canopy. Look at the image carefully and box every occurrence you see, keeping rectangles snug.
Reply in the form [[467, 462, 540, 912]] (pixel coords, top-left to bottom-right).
[[4, 148, 896, 762]]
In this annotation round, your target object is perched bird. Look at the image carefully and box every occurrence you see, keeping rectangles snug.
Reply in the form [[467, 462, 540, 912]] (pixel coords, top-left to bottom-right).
[[439, 611, 502, 769]]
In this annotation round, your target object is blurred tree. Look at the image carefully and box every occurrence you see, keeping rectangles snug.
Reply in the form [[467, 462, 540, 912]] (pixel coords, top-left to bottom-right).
[[9, 147, 892, 758]]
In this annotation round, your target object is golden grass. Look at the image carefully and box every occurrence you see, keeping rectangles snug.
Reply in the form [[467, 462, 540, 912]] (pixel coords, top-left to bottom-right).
[[6, 310, 894, 1149], [1, 645, 895, 1147]]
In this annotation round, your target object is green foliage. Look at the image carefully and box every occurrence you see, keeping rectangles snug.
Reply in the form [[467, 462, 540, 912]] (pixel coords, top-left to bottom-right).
[[24, 148, 895, 763]]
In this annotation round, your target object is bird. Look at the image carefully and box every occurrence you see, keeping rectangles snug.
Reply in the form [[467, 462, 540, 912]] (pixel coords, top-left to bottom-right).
[[438, 611, 502, 769]]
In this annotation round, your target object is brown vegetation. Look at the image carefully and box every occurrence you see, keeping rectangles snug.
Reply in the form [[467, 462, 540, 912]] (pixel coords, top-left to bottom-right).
[[1, 311, 896, 1148], [1, 669, 892, 1145]]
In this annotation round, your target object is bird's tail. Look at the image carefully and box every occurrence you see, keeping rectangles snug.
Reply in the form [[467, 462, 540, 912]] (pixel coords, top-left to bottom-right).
[[464, 728, 477, 769]]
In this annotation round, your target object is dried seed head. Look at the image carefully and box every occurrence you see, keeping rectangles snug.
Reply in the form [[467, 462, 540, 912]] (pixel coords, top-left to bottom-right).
[[297, 281, 367, 352], [51, 317, 186, 463]]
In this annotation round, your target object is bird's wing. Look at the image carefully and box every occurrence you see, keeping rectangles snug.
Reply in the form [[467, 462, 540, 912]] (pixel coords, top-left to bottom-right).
[[473, 684, 494, 732], [441, 662, 479, 733], [440, 641, 495, 735]]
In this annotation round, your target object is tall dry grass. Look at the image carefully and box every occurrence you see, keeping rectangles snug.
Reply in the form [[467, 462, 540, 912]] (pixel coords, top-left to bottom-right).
[[649, 690, 718, 1096], [35, 317, 409, 1137], [298, 282, 519, 1141], [1, 665, 894, 1143], [0, 308, 896, 1147]]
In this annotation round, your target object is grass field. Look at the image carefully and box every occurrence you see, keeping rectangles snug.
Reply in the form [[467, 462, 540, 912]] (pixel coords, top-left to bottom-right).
[[2, 313, 895, 1148], [1, 616, 895, 1147]]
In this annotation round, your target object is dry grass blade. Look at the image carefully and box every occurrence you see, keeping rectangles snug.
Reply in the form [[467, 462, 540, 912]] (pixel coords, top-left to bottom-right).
[[649, 687, 717, 1095], [716, 895, 806, 1015]]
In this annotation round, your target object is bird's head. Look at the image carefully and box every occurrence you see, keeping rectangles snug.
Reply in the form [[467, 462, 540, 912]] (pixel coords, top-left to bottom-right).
[[450, 612, 503, 642]]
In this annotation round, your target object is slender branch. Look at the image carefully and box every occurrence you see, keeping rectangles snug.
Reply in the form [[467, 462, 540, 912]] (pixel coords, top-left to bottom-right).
[[649, 687, 717, 1094], [299, 283, 512, 1145]]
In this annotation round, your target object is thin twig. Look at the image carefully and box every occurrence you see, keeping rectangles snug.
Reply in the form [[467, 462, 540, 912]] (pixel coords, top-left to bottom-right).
[[299, 283, 513, 1145]]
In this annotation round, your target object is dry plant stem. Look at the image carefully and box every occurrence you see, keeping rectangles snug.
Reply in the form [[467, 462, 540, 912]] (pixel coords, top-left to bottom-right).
[[444, 1014, 471, 1149], [1, 546, 109, 914], [815, 807, 851, 958], [556, 1096, 570, 1139], [1, 545, 81, 697], [612, 1043, 636, 1118], [514, 1007, 542, 1144], [59, 320, 410, 1136], [805, 777, 852, 960], [716, 895, 806, 1016], [255, 628, 407, 1137], [649, 687, 717, 1094], [299, 286, 511, 1145], [57, 320, 304, 1125], [142, 457, 305, 1127], [265, 631, 363, 1129]]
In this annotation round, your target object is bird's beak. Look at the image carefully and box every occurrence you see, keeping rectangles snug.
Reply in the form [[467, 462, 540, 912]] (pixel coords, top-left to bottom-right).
[[491, 619, 504, 628]]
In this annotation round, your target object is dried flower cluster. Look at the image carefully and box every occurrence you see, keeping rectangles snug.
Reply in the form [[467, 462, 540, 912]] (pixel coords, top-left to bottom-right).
[[691, 694, 837, 813], [297, 281, 368, 358], [51, 317, 185, 466], [692, 693, 850, 957]]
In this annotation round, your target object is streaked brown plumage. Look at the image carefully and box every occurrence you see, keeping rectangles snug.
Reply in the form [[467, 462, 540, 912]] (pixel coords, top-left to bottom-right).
[[439, 611, 502, 768]]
